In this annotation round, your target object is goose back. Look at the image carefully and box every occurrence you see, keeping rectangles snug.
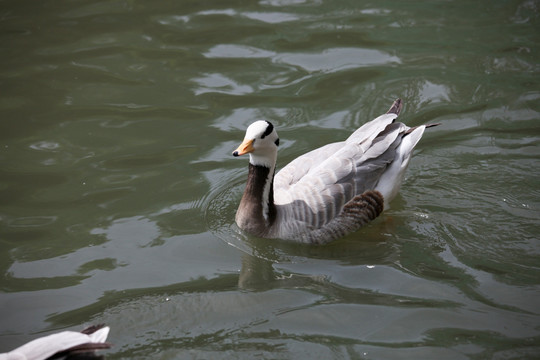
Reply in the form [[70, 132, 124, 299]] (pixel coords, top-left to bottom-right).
[[270, 114, 416, 242]]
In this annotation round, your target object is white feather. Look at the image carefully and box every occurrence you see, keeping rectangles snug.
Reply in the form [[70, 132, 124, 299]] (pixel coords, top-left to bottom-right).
[[0, 327, 110, 360]]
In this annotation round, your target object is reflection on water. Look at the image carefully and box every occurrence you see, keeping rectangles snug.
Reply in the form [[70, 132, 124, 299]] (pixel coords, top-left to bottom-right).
[[1, 0, 540, 358]]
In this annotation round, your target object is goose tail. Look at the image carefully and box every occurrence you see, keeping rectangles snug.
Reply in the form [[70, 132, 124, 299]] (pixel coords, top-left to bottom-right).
[[386, 98, 402, 116]]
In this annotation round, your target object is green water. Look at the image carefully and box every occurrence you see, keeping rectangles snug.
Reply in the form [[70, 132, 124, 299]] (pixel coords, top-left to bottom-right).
[[1, 0, 539, 358]]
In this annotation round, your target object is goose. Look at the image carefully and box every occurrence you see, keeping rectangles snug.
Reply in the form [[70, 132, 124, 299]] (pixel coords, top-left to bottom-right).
[[232, 99, 437, 245], [0, 325, 111, 360]]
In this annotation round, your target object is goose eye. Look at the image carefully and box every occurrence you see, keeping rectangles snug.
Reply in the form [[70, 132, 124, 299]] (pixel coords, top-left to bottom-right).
[[275, 138, 280, 146]]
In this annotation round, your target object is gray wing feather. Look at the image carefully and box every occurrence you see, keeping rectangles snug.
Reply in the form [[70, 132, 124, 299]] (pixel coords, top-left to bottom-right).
[[273, 115, 407, 238]]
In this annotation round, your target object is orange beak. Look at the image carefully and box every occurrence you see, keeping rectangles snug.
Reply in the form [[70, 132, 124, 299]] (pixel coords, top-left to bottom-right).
[[232, 139, 255, 157]]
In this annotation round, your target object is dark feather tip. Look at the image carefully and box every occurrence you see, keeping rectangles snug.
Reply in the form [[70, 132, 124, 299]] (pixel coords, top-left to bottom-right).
[[386, 98, 402, 116]]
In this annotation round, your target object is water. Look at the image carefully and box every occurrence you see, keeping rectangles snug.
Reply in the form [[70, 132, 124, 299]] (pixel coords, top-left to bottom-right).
[[1, 0, 539, 358]]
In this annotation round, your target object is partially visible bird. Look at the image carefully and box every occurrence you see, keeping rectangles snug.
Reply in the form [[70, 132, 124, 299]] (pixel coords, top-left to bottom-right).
[[233, 98, 438, 244], [0, 325, 111, 360]]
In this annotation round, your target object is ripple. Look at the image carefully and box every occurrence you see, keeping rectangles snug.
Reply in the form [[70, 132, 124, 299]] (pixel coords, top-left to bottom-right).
[[9, 216, 58, 228], [82, 187, 135, 209], [192, 8, 302, 23], [418, 81, 451, 104], [242, 11, 300, 23], [101, 174, 139, 185], [205, 180, 252, 255], [59, 1, 131, 18], [29, 141, 61, 151], [204, 44, 275, 59], [275, 48, 401, 72], [153, 14, 189, 27], [192, 73, 254, 95], [203, 45, 401, 73], [261, 0, 321, 6]]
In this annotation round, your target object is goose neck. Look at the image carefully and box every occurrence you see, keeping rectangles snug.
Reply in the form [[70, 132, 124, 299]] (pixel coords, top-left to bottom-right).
[[236, 162, 277, 236]]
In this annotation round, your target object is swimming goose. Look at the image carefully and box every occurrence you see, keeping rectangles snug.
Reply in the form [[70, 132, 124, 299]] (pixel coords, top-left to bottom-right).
[[233, 99, 436, 244]]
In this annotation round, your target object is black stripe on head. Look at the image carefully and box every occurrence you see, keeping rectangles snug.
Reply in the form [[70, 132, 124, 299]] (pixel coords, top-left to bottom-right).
[[261, 121, 274, 139]]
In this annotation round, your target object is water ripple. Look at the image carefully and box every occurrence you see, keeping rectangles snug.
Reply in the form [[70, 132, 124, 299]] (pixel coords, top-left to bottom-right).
[[204, 44, 401, 73]]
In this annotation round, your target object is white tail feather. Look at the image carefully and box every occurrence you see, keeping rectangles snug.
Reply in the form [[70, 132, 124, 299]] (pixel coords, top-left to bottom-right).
[[376, 125, 426, 207]]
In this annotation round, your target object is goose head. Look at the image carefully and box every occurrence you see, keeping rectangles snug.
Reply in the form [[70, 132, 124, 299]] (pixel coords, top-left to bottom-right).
[[232, 120, 279, 168]]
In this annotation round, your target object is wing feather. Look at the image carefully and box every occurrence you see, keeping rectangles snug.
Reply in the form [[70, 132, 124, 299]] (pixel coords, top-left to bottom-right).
[[273, 117, 408, 235]]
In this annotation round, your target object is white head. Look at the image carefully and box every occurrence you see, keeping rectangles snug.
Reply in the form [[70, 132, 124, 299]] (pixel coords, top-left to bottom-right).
[[233, 120, 280, 167]]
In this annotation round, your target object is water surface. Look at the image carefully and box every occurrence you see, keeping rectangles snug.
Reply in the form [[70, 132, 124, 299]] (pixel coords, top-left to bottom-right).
[[1, 0, 539, 359]]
